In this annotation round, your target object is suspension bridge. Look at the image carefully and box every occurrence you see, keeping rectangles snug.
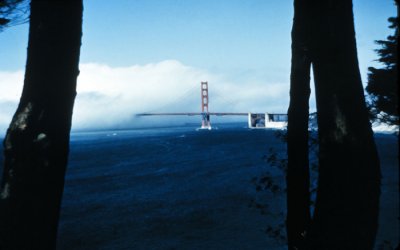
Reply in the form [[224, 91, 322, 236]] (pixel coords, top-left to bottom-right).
[[136, 81, 287, 129]]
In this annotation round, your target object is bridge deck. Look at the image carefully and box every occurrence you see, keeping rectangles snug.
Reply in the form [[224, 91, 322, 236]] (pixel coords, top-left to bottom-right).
[[136, 112, 249, 116]]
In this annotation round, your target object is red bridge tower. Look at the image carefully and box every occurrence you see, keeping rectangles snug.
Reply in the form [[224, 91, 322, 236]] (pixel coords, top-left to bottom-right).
[[201, 81, 211, 129]]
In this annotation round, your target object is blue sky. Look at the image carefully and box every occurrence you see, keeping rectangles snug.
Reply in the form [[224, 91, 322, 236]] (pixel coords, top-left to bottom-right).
[[0, 0, 397, 130]]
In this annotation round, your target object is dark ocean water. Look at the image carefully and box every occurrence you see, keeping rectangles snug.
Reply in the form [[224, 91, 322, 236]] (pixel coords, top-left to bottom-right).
[[58, 123, 288, 250], [0, 124, 398, 249]]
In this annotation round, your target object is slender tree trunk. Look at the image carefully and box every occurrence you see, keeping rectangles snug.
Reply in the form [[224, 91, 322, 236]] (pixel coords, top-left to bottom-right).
[[0, 1, 83, 249], [286, 0, 312, 248], [287, 0, 380, 249]]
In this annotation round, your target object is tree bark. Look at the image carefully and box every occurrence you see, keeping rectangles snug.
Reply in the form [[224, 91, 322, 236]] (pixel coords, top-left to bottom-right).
[[0, 0, 82, 249], [309, 1, 380, 249], [286, 0, 312, 248], [287, 0, 381, 249]]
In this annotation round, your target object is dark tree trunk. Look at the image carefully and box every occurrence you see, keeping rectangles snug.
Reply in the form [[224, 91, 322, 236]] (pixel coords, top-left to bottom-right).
[[287, 0, 381, 249], [286, 0, 312, 248], [309, 1, 380, 249], [0, 0, 83, 249]]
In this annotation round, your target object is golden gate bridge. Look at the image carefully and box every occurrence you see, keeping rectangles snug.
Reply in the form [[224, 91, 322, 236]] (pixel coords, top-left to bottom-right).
[[137, 81, 287, 129]]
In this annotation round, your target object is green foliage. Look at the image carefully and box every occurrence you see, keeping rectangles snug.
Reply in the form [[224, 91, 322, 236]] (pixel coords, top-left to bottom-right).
[[250, 127, 319, 243], [265, 223, 286, 242], [0, 0, 29, 32], [366, 16, 398, 125]]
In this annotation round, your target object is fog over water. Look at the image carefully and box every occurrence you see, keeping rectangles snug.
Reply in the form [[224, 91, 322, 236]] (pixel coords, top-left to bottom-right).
[[0, 60, 293, 133]]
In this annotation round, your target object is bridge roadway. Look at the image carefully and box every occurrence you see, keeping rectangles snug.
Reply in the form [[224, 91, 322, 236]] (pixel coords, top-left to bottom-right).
[[136, 112, 249, 116]]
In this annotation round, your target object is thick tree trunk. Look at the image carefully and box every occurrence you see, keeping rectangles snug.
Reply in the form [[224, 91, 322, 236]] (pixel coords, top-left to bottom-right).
[[0, 0, 82, 249], [287, 0, 381, 249], [309, 1, 380, 249]]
